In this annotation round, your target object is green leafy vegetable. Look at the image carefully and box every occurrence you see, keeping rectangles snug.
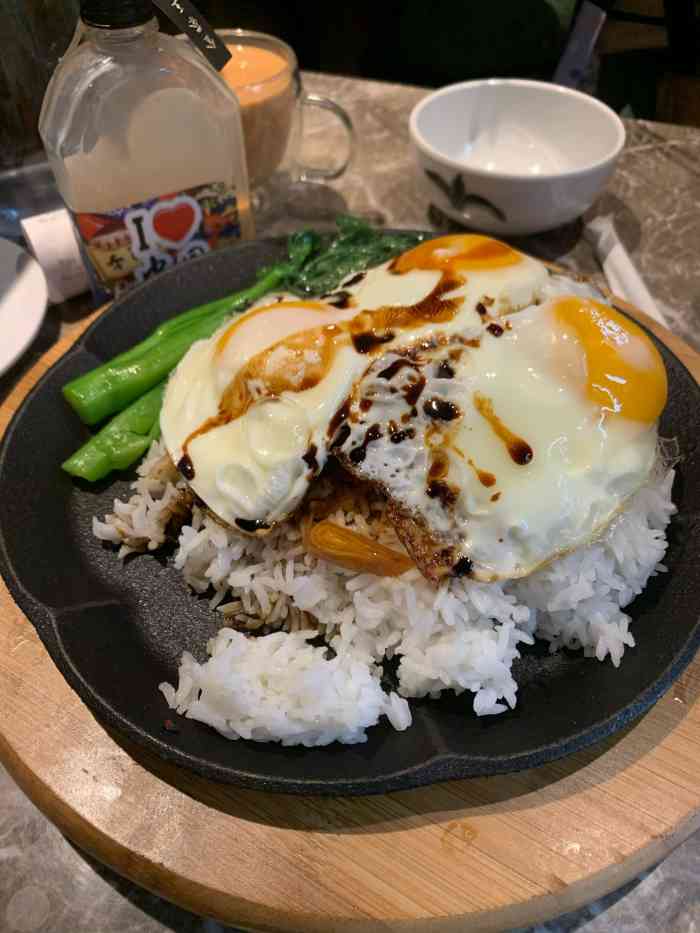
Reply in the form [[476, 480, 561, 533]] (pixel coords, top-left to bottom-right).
[[289, 215, 423, 296]]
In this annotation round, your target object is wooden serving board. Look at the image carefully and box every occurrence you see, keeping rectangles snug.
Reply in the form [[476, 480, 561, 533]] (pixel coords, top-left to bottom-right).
[[1, 304, 700, 933]]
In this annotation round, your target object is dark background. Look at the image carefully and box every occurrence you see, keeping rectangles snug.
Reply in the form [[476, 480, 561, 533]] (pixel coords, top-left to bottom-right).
[[168, 0, 577, 86], [163, 0, 697, 122]]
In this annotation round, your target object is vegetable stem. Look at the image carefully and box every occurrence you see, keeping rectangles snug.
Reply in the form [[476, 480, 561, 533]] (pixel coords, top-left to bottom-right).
[[62, 382, 166, 482]]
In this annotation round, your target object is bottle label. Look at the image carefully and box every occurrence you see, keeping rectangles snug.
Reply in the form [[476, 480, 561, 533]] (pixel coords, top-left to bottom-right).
[[71, 182, 241, 299]]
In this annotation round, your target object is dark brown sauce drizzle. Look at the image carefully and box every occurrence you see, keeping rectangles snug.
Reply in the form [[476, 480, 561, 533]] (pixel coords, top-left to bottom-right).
[[184, 261, 467, 458], [359, 398, 373, 412], [423, 397, 461, 422], [390, 426, 415, 444], [342, 271, 366, 288], [378, 357, 418, 381], [349, 274, 464, 352], [330, 422, 351, 449], [487, 322, 504, 337], [426, 449, 459, 508], [324, 290, 353, 309], [452, 556, 473, 577], [353, 331, 395, 354], [403, 375, 426, 406], [190, 273, 468, 458], [436, 360, 455, 379], [426, 480, 457, 508], [428, 451, 446, 480], [177, 454, 195, 481], [468, 458, 496, 487], [235, 517, 271, 533], [510, 440, 533, 465], [348, 424, 382, 464], [476, 302, 488, 316], [302, 444, 318, 473], [491, 492, 501, 502], [328, 400, 350, 438], [473, 393, 533, 466]]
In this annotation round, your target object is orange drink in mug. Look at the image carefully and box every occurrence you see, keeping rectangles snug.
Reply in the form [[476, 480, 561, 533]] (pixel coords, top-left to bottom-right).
[[218, 29, 354, 189]]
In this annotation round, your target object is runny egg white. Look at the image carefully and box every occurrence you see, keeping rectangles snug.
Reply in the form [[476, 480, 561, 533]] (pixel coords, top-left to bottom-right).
[[160, 234, 667, 582]]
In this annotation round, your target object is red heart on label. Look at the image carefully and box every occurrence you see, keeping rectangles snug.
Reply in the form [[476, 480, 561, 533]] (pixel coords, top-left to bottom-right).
[[153, 202, 197, 244]]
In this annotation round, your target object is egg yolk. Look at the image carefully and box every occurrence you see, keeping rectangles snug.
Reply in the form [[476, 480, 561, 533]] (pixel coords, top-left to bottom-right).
[[215, 300, 332, 355], [553, 296, 667, 423], [392, 234, 524, 275]]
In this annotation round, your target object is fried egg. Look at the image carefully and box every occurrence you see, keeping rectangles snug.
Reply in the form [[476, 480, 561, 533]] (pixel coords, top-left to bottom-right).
[[161, 234, 666, 582], [160, 235, 548, 531], [334, 295, 667, 581]]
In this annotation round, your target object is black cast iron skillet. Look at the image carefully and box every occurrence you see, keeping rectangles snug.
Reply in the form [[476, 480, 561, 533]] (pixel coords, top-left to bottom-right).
[[0, 234, 698, 795]]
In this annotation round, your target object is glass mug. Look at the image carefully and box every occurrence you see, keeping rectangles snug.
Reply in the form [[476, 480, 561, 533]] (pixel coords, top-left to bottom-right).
[[217, 29, 354, 191]]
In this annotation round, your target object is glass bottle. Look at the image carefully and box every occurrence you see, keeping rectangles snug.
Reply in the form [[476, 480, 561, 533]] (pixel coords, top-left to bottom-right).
[[39, 0, 253, 299]]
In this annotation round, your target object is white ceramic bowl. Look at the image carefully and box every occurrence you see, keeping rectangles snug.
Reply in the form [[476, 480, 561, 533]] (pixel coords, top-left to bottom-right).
[[409, 79, 625, 235]]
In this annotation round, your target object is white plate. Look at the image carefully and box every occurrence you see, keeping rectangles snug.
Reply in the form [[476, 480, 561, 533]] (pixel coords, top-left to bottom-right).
[[0, 238, 48, 378]]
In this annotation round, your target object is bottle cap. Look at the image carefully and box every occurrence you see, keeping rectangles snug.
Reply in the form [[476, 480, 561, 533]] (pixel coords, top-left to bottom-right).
[[80, 0, 153, 28]]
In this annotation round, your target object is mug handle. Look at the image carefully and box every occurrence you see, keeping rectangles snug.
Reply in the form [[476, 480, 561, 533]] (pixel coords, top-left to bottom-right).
[[297, 93, 355, 181]]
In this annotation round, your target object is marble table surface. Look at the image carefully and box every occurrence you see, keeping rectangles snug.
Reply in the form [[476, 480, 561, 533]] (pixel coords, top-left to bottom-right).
[[2, 71, 700, 933]]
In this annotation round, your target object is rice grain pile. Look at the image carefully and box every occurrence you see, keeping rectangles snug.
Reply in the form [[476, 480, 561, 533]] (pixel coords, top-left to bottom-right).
[[94, 441, 676, 746]]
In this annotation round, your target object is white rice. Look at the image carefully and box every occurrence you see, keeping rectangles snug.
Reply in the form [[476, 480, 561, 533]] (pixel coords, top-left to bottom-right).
[[94, 441, 676, 746], [160, 630, 411, 746]]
